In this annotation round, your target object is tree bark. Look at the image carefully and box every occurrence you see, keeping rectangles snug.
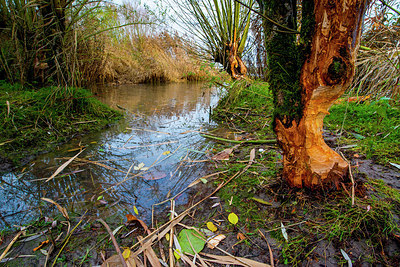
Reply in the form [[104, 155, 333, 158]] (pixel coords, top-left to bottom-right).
[[259, 0, 369, 188]]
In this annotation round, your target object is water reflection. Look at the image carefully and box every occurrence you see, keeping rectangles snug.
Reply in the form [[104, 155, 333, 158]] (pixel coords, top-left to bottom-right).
[[0, 83, 220, 228]]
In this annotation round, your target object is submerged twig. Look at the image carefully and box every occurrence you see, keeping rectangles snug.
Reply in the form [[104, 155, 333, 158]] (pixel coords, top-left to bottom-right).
[[201, 134, 275, 144]]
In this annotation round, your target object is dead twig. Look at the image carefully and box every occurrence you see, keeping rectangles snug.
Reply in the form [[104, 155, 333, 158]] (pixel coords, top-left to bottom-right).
[[97, 218, 127, 267], [169, 200, 175, 267], [340, 152, 355, 206], [258, 229, 274, 267], [0, 230, 25, 262]]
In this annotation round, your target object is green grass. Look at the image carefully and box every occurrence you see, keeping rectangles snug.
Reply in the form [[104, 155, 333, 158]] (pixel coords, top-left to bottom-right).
[[210, 80, 400, 265], [325, 97, 400, 164], [0, 81, 122, 164]]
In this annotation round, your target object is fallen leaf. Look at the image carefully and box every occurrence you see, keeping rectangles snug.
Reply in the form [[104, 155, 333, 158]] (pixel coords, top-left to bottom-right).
[[46, 149, 84, 182], [125, 214, 151, 235], [211, 145, 238, 161], [134, 162, 149, 171], [162, 151, 171, 155], [207, 222, 218, 232], [353, 154, 360, 158], [389, 162, 400, 170], [133, 206, 139, 215], [207, 234, 226, 249], [142, 171, 167, 180], [237, 233, 246, 240], [122, 248, 131, 260], [41, 198, 69, 220], [340, 249, 352, 267], [281, 222, 288, 241], [126, 214, 137, 222], [200, 178, 207, 184], [165, 233, 170, 241], [177, 229, 206, 254], [251, 197, 272, 205], [228, 212, 239, 225]]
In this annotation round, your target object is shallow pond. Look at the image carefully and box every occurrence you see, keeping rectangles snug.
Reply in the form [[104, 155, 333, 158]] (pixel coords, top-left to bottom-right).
[[0, 82, 221, 228]]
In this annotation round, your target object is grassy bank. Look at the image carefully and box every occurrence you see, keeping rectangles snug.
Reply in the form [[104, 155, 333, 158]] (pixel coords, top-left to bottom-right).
[[206, 80, 400, 265], [0, 81, 121, 166]]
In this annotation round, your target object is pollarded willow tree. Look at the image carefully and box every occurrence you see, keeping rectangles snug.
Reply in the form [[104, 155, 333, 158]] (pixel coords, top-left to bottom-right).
[[174, 0, 255, 79], [256, 0, 369, 187]]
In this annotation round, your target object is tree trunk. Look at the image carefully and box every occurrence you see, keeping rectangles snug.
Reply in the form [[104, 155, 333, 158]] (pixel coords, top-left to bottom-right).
[[258, 0, 369, 188], [227, 29, 247, 79]]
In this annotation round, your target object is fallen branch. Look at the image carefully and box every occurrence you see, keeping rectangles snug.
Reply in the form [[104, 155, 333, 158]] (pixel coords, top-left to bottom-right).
[[201, 134, 275, 144]]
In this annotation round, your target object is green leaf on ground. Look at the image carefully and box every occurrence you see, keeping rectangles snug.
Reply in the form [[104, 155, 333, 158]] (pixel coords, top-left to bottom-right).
[[177, 229, 206, 254]]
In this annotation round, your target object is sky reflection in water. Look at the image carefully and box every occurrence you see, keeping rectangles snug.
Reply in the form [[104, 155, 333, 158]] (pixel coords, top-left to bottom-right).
[[0, 83, 220, 228]]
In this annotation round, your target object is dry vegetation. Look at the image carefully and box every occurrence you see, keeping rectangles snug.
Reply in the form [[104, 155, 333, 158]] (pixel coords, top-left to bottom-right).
[[351, 1, 400, 99], [0, 0, 214, 88]]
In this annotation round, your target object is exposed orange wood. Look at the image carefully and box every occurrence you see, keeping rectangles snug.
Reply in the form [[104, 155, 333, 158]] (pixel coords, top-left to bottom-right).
[[276, 0, 369, 188]]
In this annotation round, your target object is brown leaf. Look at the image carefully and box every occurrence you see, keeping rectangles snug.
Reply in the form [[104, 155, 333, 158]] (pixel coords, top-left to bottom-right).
[[142, 172, 167, 180], [41, 198, 69, 220], [212, 145, 240, 161], [45, 149, 84, 182], [125, 214, 151, 235], [237, 233, 246, 241]]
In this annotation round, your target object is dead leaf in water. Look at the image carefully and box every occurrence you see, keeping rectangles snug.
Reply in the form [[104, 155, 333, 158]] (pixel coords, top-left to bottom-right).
[[41, 198, 69, 220], [142, 171, 167, 180], [125, 214, 151, 235], [45, 149, 84, 182]]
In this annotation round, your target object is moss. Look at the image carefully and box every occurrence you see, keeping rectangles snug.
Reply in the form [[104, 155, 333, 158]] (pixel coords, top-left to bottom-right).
[[0, 81, 122, 165], [259, 0, 303, 128]]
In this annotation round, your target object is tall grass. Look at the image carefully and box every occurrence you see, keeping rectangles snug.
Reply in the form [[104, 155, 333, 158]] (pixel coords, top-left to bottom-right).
[[0, 0, 211, 87]]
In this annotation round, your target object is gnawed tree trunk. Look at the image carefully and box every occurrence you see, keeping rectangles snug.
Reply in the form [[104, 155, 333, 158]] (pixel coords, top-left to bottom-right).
[[227, 29, 247, 79], [258, 0, 369, 187]]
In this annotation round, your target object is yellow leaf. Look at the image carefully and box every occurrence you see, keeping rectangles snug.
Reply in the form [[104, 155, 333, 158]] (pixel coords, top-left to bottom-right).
[[163, 151, 171, 155], [165, 233, 170, 241], [228, 212, 239, 225], [133, 206, 139, 215], [207, 222, 218, 232], [174, 249, 181, 260], [122, 248, 131, 260]]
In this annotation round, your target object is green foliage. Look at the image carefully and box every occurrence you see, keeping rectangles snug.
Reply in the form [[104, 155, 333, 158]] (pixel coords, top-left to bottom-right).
[[0, 81, 121, 164], [325, 98, 400, 164]]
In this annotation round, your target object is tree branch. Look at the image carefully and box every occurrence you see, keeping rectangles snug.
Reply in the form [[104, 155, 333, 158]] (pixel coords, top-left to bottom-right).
[[234, 0, 299, 34]]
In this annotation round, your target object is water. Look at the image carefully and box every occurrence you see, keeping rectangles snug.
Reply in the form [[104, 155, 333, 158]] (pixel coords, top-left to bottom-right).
[[0, 82, 221, 228]]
